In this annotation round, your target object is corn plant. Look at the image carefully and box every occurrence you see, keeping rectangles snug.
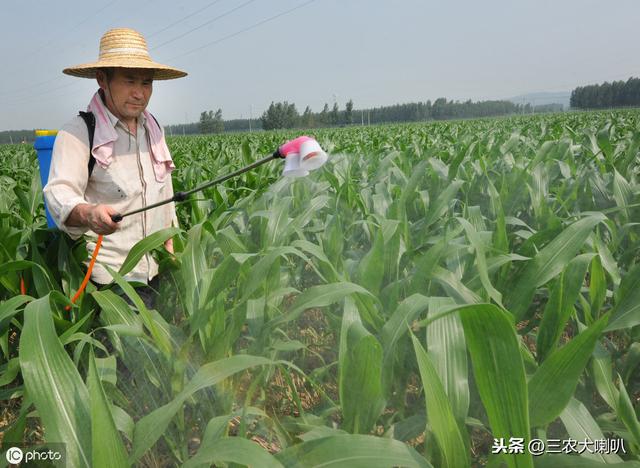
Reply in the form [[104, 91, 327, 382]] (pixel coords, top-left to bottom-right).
[[1, 110, 640, 467]]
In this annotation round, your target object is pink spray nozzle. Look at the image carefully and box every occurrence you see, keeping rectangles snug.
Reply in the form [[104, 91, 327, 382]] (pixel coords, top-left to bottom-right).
[[278, 136, 328, 177], [278, 136, 313, 157]]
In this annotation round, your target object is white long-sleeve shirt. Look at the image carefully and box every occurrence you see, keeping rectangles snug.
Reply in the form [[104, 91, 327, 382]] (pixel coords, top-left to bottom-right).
[[43, 107, 178, 284]]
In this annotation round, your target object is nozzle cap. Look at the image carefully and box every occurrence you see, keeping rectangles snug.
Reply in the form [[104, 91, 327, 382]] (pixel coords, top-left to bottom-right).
[[299, 139, 328, 170], [282, 153, 310, 178]]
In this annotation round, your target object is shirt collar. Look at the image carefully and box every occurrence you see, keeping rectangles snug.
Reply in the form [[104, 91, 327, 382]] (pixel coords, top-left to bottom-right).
[[102, 103, 119, 128], [101, 101, 147, 130]]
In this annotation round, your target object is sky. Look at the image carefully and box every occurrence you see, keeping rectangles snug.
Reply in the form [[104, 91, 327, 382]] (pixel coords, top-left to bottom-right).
[[0, 0, 638, 131]]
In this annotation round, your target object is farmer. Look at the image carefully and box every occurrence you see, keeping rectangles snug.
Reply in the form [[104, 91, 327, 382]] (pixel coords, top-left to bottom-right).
[[43, 28, 186, 298]]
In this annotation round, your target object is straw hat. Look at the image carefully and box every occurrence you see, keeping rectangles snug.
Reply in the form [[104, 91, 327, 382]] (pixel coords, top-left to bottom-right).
[[63, 28, 187, 80]]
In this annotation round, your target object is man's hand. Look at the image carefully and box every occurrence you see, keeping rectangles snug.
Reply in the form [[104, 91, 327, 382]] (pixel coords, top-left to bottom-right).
[[164, 238, 174, 254], [87, 204, 121, 234], [66, 203, 121, 235]]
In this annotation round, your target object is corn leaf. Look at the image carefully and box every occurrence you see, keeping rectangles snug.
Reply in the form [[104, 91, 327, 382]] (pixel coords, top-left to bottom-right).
[[357, 229, 385, 295], [379, 294, 430, 392], [19, 295, 92, 468], [536, 253, 593, 363], [0, 294, 32, 335], [424, 180, 463, 228], [617, 375, 640, 449], [560, 397, 623, 463], [274, 434, 432, 467], [87, 349, 129, 468], [591, 341, 619, 411], [426, 297, 469, 428], [606, 262, 640, 331], [106, 266, 172, 356], [268, 281, 374, 328], [457, 217, 502, 305], [507, 214, 605, 319], [411, 333, 469, 468], [183, 437, 283, 468], [341, 321, 385, 434], [130, 354, 274, 462], [118, 226, 180, 277], [457, 303, 532, 468], [528, 313, 609, 428], [589, 255, 607, 318]]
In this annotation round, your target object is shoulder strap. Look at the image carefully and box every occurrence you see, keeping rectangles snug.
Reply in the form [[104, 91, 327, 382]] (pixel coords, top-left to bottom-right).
[[149, 112, 160, 129], [78, 111, 96, 176]]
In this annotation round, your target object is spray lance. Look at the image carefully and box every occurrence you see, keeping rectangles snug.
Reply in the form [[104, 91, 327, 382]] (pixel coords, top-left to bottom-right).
[[66, 136, 328, 309], [110, 136, 327, 222]]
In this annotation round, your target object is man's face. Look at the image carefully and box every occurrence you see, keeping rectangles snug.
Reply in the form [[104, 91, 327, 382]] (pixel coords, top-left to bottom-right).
[[97, 68, 154, 123]]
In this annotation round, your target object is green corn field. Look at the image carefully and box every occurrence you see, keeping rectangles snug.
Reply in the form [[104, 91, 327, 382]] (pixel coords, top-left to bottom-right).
[[1, 110, 640, 467]]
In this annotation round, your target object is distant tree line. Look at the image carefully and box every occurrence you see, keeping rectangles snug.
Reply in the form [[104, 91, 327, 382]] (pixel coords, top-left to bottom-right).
[[161, 99, 563, 136], [167, 98, 536, 135], [165, 122, 199, 136], [0, 130, 36, 145], [259, 98, 535, 130], [0, 96, 563, 144], [531, 103, 564, 114], [571, 77, 640, 109], [370, 98, 523, 123]]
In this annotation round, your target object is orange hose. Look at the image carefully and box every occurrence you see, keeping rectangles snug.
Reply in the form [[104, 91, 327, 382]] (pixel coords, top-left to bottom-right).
[[65, 234, 103, 311]]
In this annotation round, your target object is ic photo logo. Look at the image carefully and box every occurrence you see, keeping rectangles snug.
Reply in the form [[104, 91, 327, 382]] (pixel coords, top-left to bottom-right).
[[5, 445, 65, 466], [6, 447, 23, 464]]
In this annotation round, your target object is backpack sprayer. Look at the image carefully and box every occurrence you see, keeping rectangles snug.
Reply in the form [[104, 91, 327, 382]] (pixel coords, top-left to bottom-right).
[[34, 134, 328, 309]]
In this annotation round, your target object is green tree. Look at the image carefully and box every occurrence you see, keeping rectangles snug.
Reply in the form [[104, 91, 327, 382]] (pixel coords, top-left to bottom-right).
[[431, 98, 447, 120], [301, 105, 315, 128], [261, 101, 299, 130], [318, 103, 329, 126], [345, 99, 354, 125], [284, 102, 299, 128], [199, 111, 213, 133], [261, 102, 280, 130], [199, 109, 224, 133], [330, 102, 340, 126], [212, 108, 224, 133]]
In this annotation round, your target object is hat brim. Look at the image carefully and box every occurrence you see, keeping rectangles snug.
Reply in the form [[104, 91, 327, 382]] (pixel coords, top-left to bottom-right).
[[63, 59, 187, 80]]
